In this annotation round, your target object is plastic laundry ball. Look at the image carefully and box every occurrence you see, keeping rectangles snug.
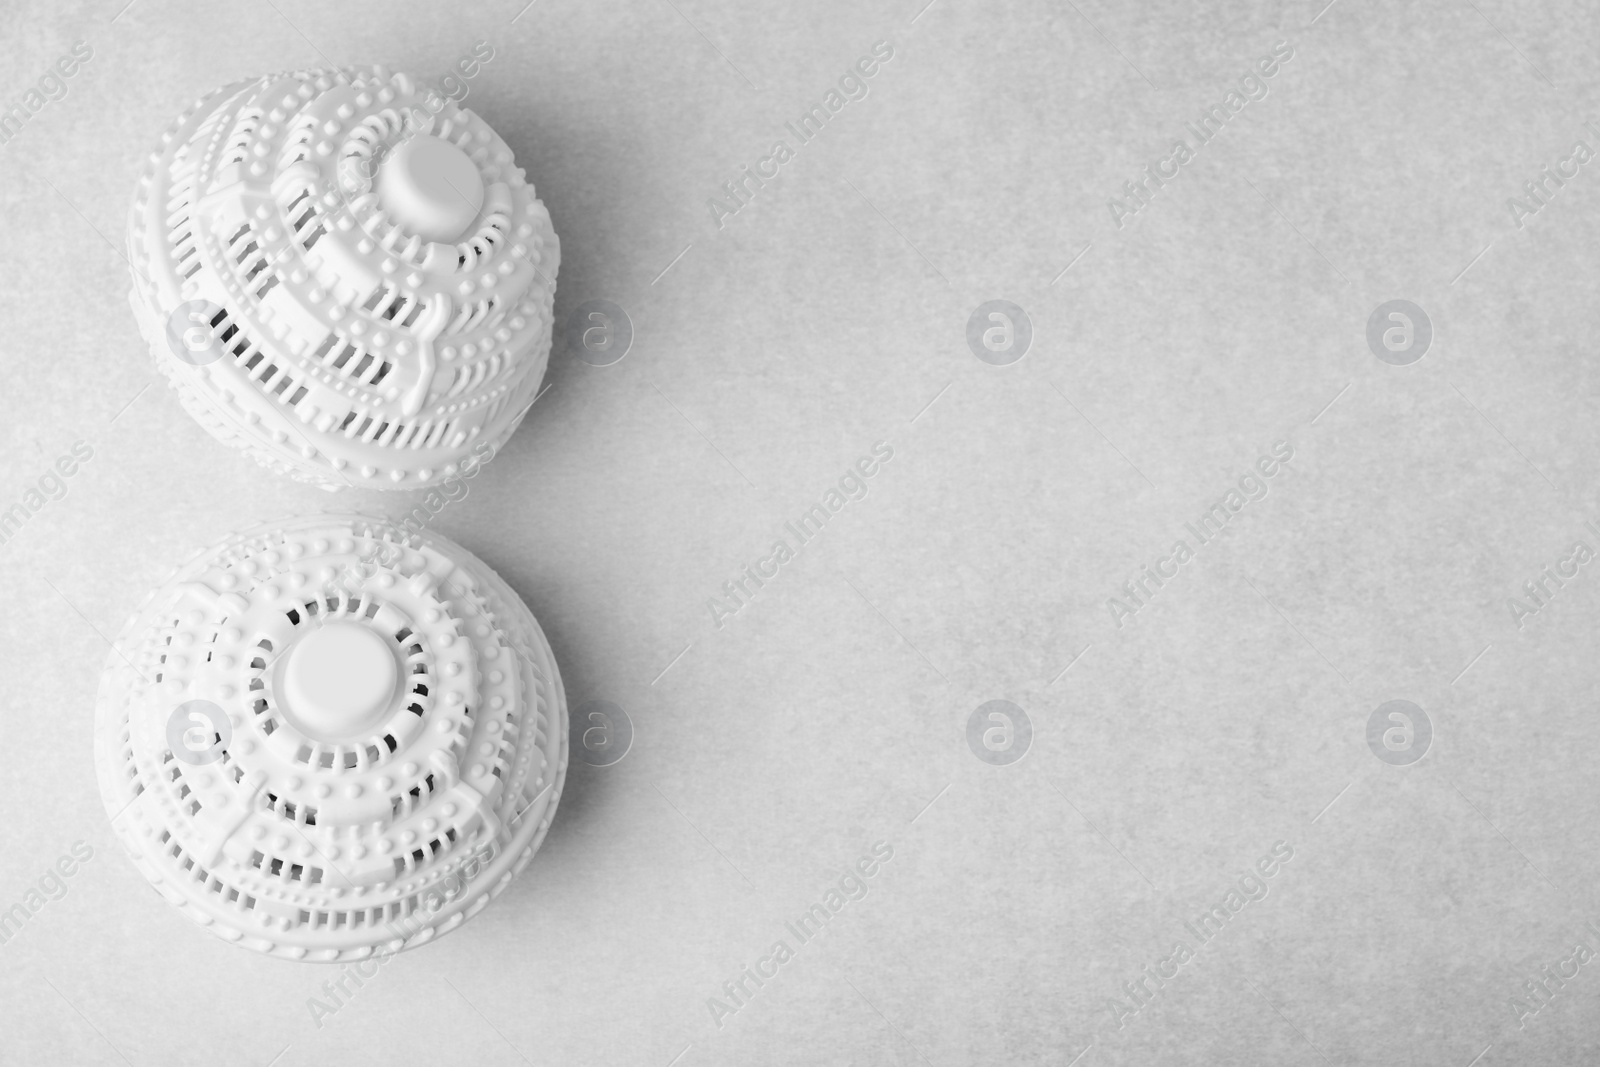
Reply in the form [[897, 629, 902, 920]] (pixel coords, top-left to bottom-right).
[[127, 65, 559, 489], [94, 513, 567, 960]]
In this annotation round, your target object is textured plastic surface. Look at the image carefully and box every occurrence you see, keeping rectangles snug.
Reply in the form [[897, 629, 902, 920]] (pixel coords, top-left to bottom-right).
[[126, 66, 560, 490], [93, 514, 568, 961]]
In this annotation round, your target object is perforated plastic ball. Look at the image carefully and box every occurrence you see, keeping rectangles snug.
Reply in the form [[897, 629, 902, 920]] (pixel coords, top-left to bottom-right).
[[127, 66, 559, 490], [93, 514, 568, 960]]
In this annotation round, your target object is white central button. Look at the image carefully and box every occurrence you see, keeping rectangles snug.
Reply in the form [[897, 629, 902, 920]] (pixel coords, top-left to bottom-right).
[[280, 622, 397, 740], [376, 133, 485, 243]]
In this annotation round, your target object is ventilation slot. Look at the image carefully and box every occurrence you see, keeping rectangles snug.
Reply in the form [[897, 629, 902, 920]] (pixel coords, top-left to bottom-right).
[[221, 108, 264, 167]]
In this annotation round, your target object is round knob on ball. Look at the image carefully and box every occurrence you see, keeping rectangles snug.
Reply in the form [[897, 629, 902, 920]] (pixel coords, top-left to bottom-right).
[[376, 133, 485, 242], [280, 621, 397, 740]]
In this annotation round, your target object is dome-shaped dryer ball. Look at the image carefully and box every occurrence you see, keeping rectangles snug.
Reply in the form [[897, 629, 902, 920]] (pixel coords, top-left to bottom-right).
[[94, 514, 568, 960], [127, 66, 559, 490]]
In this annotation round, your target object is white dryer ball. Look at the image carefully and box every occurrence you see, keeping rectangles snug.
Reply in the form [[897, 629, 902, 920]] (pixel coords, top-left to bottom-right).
[[94, 513, 568, 960], [127, 66, 559, 490]]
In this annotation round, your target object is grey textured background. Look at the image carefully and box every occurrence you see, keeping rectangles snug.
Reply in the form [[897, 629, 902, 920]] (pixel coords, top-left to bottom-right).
[[2, 0, 1599, 1063]]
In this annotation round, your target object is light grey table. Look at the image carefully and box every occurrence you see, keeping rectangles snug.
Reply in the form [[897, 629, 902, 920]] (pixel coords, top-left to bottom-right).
[[2, 0, 1599, 1063]]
